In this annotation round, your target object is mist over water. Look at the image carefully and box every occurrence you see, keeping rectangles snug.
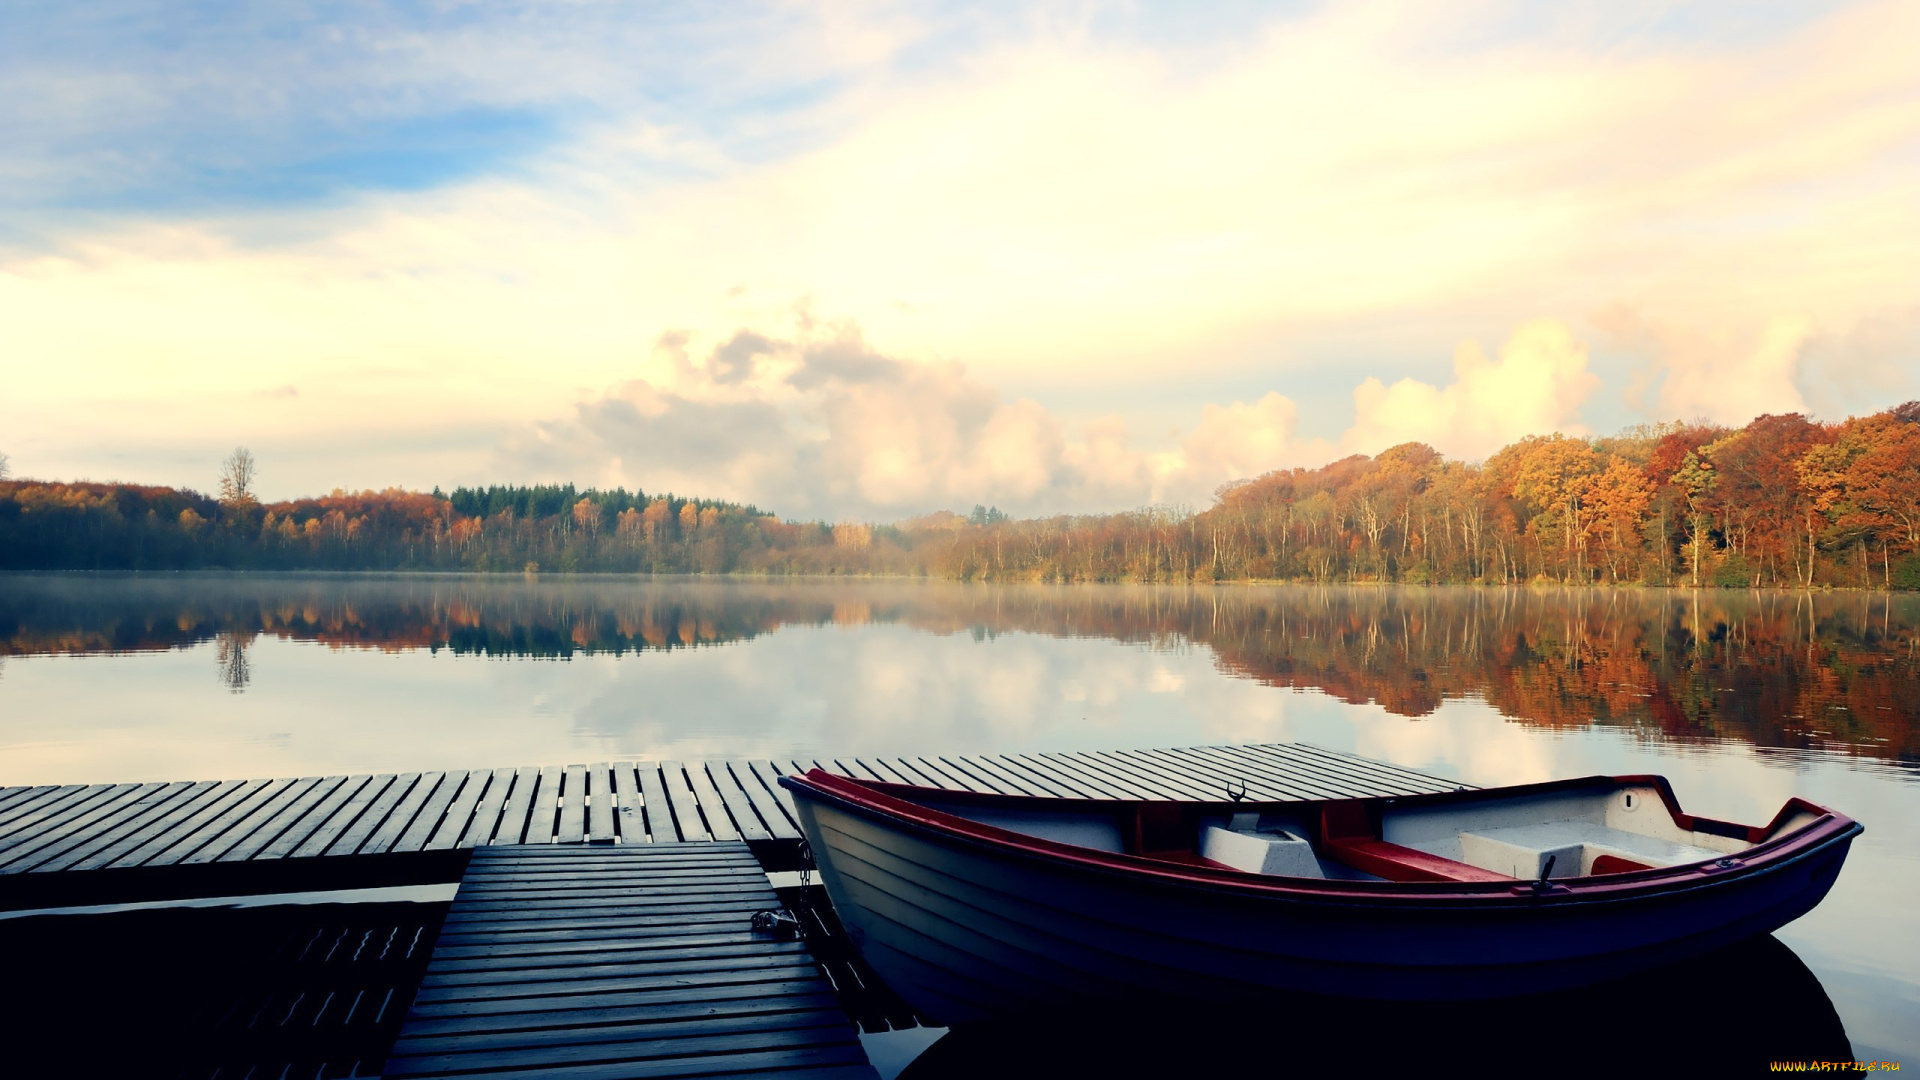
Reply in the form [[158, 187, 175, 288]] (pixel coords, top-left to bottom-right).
[[1, 573, 1915, 1061]]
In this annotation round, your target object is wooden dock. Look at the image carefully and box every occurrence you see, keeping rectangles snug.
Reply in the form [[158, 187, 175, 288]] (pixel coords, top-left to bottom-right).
[[0, 743, 1465, 907], [383, 842, 877, 1079]]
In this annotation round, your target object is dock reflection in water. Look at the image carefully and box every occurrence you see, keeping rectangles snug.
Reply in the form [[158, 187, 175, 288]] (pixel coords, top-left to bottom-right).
[[896, 935, 1849, 1079]]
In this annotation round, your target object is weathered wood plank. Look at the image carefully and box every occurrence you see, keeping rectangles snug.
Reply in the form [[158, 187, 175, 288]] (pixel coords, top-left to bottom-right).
[[682, 763, 744, 842], [1048, 751, 1187, 799], [94, 778, 268, 870], [556, 764, 587, 844], [0, 745, 1464, 882], [1019, 752, 1142, 799], [636, 763, 677, 842], [146, 776, 304, 866], [290, 773, 396, 858], [1196, 744, 1383, 799], [743, 761, 802, 831], [391, 991, 843, 1045], [489, 767, 541, 846], [424, 769, 492, 850], [1151, 746, 1334, 801], [185, 775, 330, 864], [251, 774, 375, 862], [360, 771, 449, 855], [389, 842, 875, 1079], [1250, 742, 1416, 791], [455, 768, 516, 849], [0, 781, 168, 872], [698, 762, 773, 842], [328, 771, 423, 856], [608, 762, 644, 843], [657, 762, 713, 843], [232, 768, 370, 860], [1101, 749, 1220, 799], [585, 761, 613, 844], [851, 758, 916, 786], [523, 767, 560, 845], [0, 782, 136, 854], [397, 770, 480, 853], [0, 784, 97, 839], [29, 780, 215, 873], [213, 774, 354, 862]]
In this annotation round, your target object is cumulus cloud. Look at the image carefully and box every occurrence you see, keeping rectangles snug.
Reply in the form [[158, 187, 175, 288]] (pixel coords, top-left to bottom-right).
[[514, 318, 1166, 518], [1601, 312, 1816, 425], [519, 312, 1615, 518], [1342, 319, 1600, 461]]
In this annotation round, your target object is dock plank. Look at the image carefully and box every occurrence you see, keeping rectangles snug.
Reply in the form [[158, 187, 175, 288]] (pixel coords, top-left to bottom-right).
[[145, 777, 303, 866], [608, 762, 644, 842], [455, 768, 515, 849], [328, 771, 423, 856], [186, 775, 331, 864], [683, 763, 745, 842], [0, 744, 1466, 886], [94, 779, 268, 870], [744, 761, 803, 832], [523, 767, 560, 845], [636, 764, 677, 842], [489, 767, 540, 846], [360, 771, 449, 855], [215, 774, 356, 862], [0, 782, 132, 853], [290, 773, 396, 858], [251, 774, 375, 862], [397, 770, 480, 854], [586, 761, 613, 844], [29, 780, 214, 873], [427, 769, 494, 850], [0, 784, 96, 840], [556, 764, 587, 844], [0, 781, 168, 872], [387, 842, 876, 1079], [699, 762, 773, 842], [659, 762, 715, 843]]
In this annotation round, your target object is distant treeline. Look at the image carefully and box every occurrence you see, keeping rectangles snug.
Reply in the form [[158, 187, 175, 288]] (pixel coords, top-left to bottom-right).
[[2, 404, 1916, 587]]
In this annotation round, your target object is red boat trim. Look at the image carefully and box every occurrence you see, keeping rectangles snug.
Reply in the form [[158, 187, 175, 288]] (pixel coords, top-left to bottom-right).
[[1318, 800, 1512, 882], [783, 769, 1861, 906]]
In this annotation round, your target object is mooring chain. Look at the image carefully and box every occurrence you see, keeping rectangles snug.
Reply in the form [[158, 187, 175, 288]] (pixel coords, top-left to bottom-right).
[[750, 838, 814, 939]]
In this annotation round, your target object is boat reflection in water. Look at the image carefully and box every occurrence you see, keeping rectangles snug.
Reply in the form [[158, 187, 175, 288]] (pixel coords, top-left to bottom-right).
[[898, 935, 1850, 1079]]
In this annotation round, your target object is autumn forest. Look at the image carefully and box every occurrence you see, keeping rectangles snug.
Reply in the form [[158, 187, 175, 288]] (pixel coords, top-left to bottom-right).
[[3, 404, 1917, 588]]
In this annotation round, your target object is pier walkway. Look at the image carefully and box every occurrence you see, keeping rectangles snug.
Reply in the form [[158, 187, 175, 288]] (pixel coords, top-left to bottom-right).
[[384, 842, 876, 1079], [0, 743, 1466, 906]]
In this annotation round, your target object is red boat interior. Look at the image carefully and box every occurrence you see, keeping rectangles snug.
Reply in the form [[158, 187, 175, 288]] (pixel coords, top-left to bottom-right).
[[867, 774, 1831, 885]]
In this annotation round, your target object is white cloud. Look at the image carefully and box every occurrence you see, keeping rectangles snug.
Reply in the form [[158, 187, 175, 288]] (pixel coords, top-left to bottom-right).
[[519, 312, 1613, 517], [5, 1, 1917, 496], [1343, 319, 1600, 460], [1602, 312, 1820, 424]]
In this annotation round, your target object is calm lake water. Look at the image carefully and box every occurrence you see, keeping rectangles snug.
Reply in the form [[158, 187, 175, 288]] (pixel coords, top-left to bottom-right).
[[1, 573, 1915, 1065]]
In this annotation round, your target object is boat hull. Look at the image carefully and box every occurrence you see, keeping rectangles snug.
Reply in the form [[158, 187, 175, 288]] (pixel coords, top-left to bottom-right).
[[788, 782, 1857, 1025]]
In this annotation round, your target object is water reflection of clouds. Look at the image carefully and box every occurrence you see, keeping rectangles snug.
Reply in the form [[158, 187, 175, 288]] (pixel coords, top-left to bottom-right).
[[2, 587, 1918, 1057]]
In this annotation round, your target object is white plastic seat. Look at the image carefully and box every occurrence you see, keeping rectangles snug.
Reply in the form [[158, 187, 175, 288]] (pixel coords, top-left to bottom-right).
[[1456, 822, 1724, 878]]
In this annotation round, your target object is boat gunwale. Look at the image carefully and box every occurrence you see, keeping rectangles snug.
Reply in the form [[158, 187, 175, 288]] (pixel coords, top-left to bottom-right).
[[782, 770, 1862, 908]]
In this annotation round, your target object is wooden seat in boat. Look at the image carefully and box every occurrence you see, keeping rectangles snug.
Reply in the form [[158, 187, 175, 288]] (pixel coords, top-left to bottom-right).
[[1319, 802, 1512, 883]]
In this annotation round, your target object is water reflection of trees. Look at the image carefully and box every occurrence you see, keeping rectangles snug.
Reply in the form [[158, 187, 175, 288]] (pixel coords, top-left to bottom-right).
[[214, 631, 252, 693], [1, 577, 1914, 764]]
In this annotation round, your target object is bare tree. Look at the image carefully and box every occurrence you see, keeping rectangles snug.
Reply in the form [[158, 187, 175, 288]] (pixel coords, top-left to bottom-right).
[[0, 450, 10, 480], [219, 446, 257, 508]]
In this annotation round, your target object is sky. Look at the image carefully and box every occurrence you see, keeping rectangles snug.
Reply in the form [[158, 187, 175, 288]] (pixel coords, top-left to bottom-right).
[[2, 0, 1916, 520]]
